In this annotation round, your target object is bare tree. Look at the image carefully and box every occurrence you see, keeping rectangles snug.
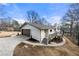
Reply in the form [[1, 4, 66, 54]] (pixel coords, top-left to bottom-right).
[[61, 3, 79, 45], [62, 3, 79, 36], [0, 4, 14, 31], [26, 10, 40, 23], [12, 20, 20, 31], [26, 10, 51, 26]]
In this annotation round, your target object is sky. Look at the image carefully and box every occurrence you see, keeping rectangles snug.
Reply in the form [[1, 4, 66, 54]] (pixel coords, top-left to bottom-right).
[[0, 3, 71, 25]]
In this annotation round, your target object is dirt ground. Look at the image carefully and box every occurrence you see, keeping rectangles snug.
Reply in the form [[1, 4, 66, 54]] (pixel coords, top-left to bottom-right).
[[0, 31, 21, 38], [13, 37, 79, 56]]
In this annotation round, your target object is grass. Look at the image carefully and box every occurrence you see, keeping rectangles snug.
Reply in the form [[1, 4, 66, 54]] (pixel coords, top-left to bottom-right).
[[13, 36, 79, 56], [0, 31, 21, 38]]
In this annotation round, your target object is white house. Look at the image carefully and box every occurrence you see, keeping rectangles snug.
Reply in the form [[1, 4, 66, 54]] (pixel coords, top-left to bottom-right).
[[20, 22, 54, 43]]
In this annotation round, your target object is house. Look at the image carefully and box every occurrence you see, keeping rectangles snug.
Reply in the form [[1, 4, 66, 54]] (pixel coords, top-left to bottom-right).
[[20, 22, 55, 43]]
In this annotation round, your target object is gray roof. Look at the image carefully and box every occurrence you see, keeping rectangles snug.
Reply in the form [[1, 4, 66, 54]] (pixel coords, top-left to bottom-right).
[[20, 22, 54, 30]]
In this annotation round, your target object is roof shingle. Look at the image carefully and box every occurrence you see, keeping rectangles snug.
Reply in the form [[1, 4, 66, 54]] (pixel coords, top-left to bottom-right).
[[20, 22, 54, 30]]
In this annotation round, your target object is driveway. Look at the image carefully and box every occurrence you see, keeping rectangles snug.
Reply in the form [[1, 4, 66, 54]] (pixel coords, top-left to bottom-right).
[[0, 36, 29, 56]]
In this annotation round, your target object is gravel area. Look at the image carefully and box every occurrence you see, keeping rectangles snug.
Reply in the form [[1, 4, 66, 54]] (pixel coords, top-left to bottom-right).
[[0, 36, 29, 56]]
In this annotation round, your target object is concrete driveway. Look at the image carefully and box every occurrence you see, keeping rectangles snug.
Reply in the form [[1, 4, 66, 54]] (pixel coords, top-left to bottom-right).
[[0, 36, 29, 56]]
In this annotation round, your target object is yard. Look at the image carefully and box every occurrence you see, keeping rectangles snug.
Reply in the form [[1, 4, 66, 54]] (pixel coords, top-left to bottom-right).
[[0, 31, 79, 56], [13, 36, 79, 56], [0, 31, 21, 38]]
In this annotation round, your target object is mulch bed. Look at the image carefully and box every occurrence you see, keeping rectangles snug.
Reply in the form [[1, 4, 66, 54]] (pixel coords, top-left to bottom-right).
[[13, 42, 60, 56], [13, 41, 79, 56], [49, 36, 63, 43]]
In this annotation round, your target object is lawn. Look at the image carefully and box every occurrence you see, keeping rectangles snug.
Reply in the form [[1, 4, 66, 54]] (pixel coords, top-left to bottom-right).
[[13, 37, 79, 56], [0, 31, 21, 38]]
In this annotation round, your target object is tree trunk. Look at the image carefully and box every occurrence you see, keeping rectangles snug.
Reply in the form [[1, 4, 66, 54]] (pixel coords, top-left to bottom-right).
[[70, 20, 73, 36], [77, 33, 79, 46]]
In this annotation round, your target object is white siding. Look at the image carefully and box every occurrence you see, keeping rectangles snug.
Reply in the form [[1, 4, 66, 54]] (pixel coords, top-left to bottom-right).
[[22, 24, 41, 42], [41, 30, 46, 42], [45, 30, 49, 38]]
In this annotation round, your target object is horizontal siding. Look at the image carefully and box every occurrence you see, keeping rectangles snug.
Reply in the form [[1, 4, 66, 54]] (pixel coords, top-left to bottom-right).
[[22, 24, 41, 42]]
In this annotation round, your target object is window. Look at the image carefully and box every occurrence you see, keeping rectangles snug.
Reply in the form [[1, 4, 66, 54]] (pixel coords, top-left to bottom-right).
[[50, 29, 52, 32]]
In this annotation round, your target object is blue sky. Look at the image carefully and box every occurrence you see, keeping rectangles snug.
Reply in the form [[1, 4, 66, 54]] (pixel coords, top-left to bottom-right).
[[0, 3, 71, 25]]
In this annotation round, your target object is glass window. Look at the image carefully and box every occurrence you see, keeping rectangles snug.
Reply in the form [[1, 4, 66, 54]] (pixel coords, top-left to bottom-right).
[[50, 30, 52, 32]]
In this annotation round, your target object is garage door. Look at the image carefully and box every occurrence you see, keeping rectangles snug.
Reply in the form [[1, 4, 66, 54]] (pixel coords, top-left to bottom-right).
[[22, 29, 30, 36]]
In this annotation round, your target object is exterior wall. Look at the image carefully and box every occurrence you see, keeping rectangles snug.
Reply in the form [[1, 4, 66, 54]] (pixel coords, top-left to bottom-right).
[[45, 30, 49, 38], [48, 29, 55, 34], [22, 24, 41, 42], [40, 30, 46, 42]]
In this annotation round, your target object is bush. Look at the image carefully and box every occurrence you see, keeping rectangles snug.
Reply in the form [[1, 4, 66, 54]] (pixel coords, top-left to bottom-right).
[[49, 36, 63, 43]]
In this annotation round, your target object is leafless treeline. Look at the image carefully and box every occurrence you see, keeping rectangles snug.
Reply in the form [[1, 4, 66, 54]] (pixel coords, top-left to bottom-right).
[[61, 3, 79, 45]]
